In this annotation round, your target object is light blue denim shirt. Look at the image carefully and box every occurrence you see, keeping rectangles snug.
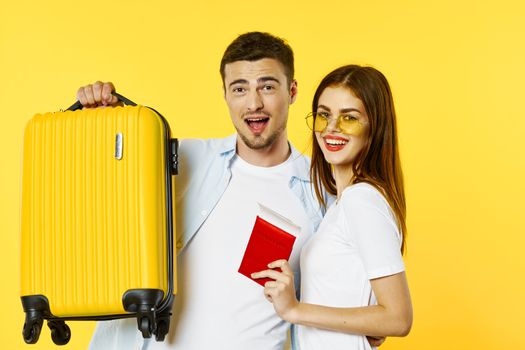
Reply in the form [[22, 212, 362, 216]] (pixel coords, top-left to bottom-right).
[[175, 134, 328, 254]]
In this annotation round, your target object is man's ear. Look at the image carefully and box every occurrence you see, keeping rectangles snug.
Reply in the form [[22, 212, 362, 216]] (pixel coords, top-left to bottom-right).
[[289, 79, 298, 104]]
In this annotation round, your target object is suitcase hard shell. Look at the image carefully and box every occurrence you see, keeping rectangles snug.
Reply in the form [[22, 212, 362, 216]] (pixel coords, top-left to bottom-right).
[[20, 98, 177, 345]]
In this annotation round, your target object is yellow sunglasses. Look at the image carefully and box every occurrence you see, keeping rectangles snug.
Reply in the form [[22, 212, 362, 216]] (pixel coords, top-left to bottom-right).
[[306, 112, 367, 134]]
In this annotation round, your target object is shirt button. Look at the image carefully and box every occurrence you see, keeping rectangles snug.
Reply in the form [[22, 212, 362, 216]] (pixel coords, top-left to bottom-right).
[[201, 210, 207, 216], [176, 241, 182, 249]]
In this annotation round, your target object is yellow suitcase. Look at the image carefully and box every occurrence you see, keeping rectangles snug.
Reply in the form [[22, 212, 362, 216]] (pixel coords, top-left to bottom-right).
[[20, 94, 177, 345]]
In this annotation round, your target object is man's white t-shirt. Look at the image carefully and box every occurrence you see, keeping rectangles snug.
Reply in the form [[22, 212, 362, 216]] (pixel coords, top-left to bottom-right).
[[89, 153, 314, 350], [297, 183, 405, 350]]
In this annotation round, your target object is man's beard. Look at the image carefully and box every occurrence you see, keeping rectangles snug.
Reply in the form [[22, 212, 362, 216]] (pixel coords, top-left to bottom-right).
[[238, 132, 279, 150]]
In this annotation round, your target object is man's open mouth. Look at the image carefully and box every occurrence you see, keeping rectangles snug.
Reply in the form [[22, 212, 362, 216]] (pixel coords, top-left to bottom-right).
[[245, 117, 270, 133]]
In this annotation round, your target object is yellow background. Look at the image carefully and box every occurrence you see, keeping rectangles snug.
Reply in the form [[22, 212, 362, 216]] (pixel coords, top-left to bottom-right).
[[2, 0, 524, 349]]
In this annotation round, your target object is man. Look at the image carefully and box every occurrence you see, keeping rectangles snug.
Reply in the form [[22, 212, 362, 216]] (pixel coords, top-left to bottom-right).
[[78, 32, 383, 350]]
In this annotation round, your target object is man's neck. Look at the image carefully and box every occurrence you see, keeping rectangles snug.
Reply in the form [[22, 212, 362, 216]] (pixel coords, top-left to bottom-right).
[[236, 134, 291, 167]]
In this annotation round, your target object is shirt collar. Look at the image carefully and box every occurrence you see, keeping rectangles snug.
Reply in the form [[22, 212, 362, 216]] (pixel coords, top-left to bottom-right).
[[219, 134, 310, 183], [288, 143, 310, 183]]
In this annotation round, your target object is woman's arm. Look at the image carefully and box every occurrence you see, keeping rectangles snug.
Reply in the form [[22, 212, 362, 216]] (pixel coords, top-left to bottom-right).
[[252, 260, 412, 337], [291, 271, 412, 337]]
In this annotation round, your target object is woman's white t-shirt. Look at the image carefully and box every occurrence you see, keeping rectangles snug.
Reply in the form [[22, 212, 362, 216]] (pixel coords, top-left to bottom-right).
[[297, 183, 405, 350]]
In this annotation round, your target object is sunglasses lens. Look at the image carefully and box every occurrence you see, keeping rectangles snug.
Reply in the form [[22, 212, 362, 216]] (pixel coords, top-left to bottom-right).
[[313, 115, 328, 132], [340, 119, 358, 134], [306, 115, 315, 130], [340, 118, 366, 134]]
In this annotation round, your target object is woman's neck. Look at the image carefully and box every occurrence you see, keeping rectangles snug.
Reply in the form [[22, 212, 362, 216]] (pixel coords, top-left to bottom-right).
[[333, 164, 355, 201]]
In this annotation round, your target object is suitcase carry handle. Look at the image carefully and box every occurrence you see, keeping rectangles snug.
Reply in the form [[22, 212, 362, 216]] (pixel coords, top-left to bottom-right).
[[66, 92, 137, 111]]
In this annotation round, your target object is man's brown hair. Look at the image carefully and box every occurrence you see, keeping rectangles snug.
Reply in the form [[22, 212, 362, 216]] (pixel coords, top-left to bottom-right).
[[220, 32, 294, 86]]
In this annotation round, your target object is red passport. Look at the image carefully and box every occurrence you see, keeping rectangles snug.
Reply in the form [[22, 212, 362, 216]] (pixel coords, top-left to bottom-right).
[[238, 215, 297, 286]]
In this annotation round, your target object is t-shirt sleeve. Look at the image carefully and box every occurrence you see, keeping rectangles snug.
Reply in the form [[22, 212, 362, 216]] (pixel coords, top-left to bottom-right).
[[341, 184, 405, 280]]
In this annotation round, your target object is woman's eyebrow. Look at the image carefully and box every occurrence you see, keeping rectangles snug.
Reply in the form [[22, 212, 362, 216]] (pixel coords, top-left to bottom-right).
[[339, 107, 361, 114]]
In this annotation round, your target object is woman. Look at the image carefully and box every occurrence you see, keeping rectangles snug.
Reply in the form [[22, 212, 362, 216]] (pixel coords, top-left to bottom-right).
[[252, 65, 413, 349]]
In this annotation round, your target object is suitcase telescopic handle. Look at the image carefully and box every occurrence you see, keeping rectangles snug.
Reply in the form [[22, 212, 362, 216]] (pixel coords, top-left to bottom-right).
[[66, 92, 137, 111]]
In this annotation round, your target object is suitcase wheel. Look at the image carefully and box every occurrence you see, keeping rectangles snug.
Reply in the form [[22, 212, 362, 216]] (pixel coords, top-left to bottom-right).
[[139, 316, 153, 338], [155, 318, 169, 341], [48, 320, 71, 345], [22, 318, 43, 344]]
